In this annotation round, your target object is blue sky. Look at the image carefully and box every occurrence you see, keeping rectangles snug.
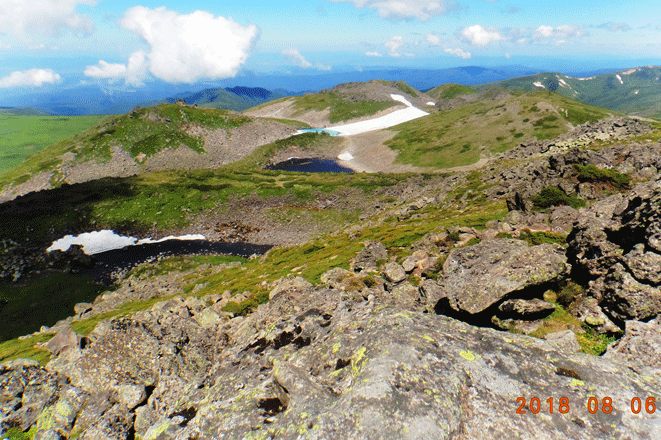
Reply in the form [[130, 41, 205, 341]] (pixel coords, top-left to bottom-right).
[[0, 0, 660, 90]]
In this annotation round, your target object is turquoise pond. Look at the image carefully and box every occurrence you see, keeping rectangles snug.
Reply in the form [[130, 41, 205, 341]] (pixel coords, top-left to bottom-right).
[[298, 128, 342, 136]]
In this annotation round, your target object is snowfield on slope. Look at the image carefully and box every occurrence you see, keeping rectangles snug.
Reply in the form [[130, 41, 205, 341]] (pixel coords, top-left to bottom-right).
[[48, 230, 207, 255], [328, 94, 429, 136]]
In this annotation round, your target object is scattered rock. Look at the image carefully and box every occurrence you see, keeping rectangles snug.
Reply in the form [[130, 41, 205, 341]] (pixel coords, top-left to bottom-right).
[[497, 299, 556, 320], [382, 262, 406, 283], [44, 325, 79, 356], [269, 276, 313, 300], [351, 241, 387, 272]]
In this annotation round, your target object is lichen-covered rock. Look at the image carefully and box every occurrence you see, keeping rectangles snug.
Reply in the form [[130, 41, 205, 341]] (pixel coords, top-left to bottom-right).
[[543, 330, 581, 352], [497, 298, 556, 319], [567, 215, 623, 278], [593, 263, 661, 322], [623, 244, 661, 285], [351, 241, 387, 272], [382, 262, 406, 283], [605, 317, 661, 367], [402, 250, 429, 272], [269, 276, 313, 299], [440, 239, 568, 314], [570, 297, 621, 334]]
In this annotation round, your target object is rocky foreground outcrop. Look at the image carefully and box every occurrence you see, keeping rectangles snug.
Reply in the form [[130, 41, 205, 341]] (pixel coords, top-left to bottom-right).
[[3, 235, 661, 439]]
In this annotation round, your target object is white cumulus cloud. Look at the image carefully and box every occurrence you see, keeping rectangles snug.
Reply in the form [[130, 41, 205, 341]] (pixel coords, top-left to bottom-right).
[[85, 6, 259, 85], [327, 0, 456, 21], [84, 51, 149, 86], [444, 47, 471, 59], [460, 25, 503, 46], [385, 36, 404, 57], [0, 0, 97, 41], [282, 48, 313, 68], [426, 33, 442, 46], [365, 51, 383, 57], [0, 69, 61, 88], [533, 25, 585, 40], [281, 48, 331, 70]]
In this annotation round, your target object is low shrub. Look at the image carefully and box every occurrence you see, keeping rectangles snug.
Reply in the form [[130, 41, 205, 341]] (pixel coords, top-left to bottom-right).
[[574, 164, 631, 190], [531, 187, 585, 210]]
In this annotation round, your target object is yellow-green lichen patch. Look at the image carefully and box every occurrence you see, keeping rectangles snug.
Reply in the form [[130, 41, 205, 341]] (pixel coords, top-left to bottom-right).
[[459, 350, 476, 361]]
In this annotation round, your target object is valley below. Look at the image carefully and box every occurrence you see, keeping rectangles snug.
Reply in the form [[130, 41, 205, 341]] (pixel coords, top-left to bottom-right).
[[1, 76, 661, 439]]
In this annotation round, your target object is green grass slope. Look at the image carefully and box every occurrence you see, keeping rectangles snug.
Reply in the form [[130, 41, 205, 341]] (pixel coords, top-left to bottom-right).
[[0, 114, 105, 173], [0, 104, 251, 190], [479, 66, 661, 119], [385, 89, 614, 169], [426, 83, 477, 101]]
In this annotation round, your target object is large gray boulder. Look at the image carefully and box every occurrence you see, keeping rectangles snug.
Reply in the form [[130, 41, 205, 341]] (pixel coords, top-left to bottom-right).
[[440, 239, 569, 314]]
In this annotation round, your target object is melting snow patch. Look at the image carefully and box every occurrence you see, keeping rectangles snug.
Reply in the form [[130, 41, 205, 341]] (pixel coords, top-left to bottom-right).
[[47, 230, 206, 255], [616, 74, 624, 85], [576, 76, 595, 81], [427, 102, 436, 106], [635, 90, 640, 95], [558, 79, 570, 88], [533, 82, 546, 89], [390, 94, 413, 107], [621, 68, 638, 75], [338, 152, 354, 161]]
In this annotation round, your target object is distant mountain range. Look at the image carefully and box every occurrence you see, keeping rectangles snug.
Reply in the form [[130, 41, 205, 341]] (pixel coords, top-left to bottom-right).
[[0, 106, 52, 116], [4, 65, 658, 118], [0, 65, 543, 116], [481, 66, 661, 118], [147, 86, 290, 112]]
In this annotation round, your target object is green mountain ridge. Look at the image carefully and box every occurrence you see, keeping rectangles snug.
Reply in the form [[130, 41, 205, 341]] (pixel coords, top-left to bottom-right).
[[479, 66, 661, 119]]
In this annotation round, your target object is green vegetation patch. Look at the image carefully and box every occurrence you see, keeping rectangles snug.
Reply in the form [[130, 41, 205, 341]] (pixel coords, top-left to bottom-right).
[[531, 187, 586, 210], [0, 333, 53, 366], [293, 92, 398, 123], [518, 230, 568, 247], [529, 306, 616, 355], [385, 90, 611, 169], [427, 84, 476, 100], [0, 114, 105, 174], [574, 164, 632, 190]]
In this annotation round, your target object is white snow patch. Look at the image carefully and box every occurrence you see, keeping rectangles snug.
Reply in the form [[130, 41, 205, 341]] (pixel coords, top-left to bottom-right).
[[338, 152, 354, 161], [576, 76, 595, 81], [533, 81, 546, 89], [390, 94, 413, 107], [426, 101, 436, 106], [616, 74, 623, 85], [327, 93, 428, 136], [635, 90, 640, 95], [47, 230, 206, 255], [329, 106, 428, 136], [621, 68, 638, 75], [558, 78, 570, 88]]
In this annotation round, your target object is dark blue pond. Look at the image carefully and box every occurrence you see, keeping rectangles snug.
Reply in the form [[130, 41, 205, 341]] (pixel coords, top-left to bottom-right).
[[266, 158, 354, 173]]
